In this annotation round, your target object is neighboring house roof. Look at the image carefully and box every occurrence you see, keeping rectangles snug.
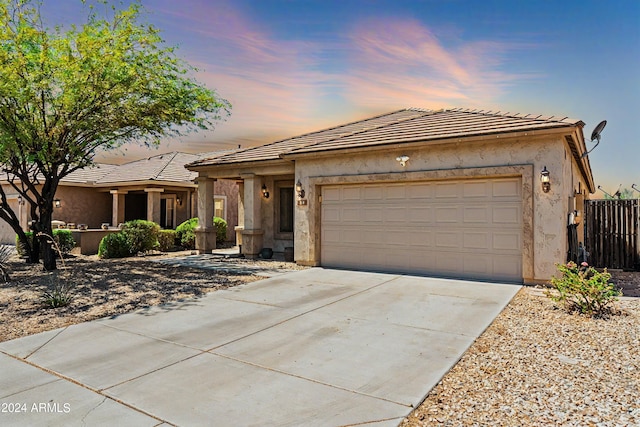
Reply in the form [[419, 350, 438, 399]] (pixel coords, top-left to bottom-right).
[[188, 108, 584, 168], [62, 151, 232, 186], [60, 163, 120, 184]]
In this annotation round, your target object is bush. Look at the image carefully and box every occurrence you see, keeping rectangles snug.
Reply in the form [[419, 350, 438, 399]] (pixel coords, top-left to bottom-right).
[[15, 230, 76, 257], [547, 261, 622, 316], [53, 229, 76, 254], [15, 233, 31, 257], [213, 217, 227, 245], [121, 220, 160, 254], [176, 218, 198, 249], [158, 230, 177, 252], [176, 217, 227, 249], [98, 232, 132, 259]]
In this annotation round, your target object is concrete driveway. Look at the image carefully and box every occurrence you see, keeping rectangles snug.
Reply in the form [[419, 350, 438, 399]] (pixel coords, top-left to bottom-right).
[[0, 268, 520, 427]]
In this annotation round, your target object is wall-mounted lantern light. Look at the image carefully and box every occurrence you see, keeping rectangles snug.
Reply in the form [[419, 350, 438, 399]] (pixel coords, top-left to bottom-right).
[[396, 155, 410, 167], [176, 196, 182, 206], [573, 210, 582, 225], [296, 180, 305, 199], [261, 184, 270, 199], [17, 195, 24, 206], [54, 199, 61, 208], [540, 167, 550, 193]]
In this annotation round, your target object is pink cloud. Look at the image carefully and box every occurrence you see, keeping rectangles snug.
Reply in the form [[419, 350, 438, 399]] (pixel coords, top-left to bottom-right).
[[98, 4, 540, 162], [342, 18, 537, 110]]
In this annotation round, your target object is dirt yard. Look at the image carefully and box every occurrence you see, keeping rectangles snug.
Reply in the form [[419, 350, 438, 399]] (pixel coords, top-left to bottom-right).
[[0, 252, 302, 342]]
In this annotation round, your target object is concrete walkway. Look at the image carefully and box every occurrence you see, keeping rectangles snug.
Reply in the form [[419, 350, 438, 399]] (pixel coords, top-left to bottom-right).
[[0, 269, 520, 427]]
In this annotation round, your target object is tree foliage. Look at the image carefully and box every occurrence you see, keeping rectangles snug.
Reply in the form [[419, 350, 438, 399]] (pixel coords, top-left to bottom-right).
[[0, 0, 230, 269], [602, 187, 636, 200]]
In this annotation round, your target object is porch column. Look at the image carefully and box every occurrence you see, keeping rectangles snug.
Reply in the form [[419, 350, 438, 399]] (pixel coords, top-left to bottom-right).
[[234, 180, 245, 249], [144, 188, 164, 224], [240, 173, 263, 258], [195, 177, 216, 254], [110, 190, 128, 227]]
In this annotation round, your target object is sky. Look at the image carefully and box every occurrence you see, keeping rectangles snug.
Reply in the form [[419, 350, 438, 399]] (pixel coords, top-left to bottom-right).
[[42, 0, 639, 195]]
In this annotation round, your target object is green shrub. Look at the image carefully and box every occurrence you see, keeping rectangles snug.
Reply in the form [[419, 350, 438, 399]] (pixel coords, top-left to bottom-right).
[[15, 233, 30, 257], [15, 230, 76, 257], [176, 217, 227, 249], [53, 229, 76, 254], [176, 218, 198, 249], [547, 261, 622, 316], [158, 230, 177, 252], [213, 217, 227, 245], [121, 220, 160, 254], [98, 232, 132, 258]]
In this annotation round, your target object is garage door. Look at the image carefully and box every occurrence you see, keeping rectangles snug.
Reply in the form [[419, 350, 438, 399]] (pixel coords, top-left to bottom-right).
[[321, 178, 523, 282]]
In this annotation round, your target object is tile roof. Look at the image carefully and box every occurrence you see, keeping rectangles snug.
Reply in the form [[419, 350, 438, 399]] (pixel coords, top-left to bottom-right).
[[288, 108, 583, 155], [189, 108, 583, 167], [188, 109, 427, 167], [62, 151, 232, 185], [56, 163, 119, 184]]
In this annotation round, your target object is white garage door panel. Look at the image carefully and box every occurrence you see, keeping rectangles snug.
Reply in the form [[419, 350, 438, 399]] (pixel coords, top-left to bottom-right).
[[321, 178, 523, 282]]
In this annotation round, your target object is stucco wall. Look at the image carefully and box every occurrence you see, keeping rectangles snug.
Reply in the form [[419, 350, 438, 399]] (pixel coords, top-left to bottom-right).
[[293, 135, 581, 282], [53, 186, 112, 228]]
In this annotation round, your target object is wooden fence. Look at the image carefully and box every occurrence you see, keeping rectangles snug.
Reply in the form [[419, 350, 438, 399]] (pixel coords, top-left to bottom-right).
[[584, 199, 640, 270]]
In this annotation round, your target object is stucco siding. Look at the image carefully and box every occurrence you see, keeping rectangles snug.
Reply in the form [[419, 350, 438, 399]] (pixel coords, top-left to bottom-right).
[[52, 186, 112, 228], [294, 135, 574, 282]]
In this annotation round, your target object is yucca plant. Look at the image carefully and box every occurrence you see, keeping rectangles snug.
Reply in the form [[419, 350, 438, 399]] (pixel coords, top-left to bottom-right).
[[0, 244, 14, 282], [38, 233, 74, 308]]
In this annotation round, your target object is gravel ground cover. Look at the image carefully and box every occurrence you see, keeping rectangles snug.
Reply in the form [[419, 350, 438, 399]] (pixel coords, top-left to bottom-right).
[[1, 254, 638, 426], [401, 287, 639, 427]]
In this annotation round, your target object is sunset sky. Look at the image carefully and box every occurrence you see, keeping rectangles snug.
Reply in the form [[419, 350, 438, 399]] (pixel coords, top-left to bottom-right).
[[44, 0, 639, 195]]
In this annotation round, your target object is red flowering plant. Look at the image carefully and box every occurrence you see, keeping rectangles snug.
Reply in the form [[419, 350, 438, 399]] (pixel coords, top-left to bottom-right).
[[547, 261, 622, 316]]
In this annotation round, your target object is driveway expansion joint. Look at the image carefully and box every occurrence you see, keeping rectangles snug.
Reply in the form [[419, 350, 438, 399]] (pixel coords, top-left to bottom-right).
[[0, 350, 173, 425], [209, 350, 413, 408]]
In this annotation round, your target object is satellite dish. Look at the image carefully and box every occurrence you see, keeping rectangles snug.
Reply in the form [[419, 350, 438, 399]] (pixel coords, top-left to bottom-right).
[[590, 120, 607, 142], [582, 120, 607, 158]]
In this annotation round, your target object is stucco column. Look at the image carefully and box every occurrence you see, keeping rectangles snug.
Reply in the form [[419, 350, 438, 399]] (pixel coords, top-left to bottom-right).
[[144, 188, 164, 224], [195, 177, 217, 254], [234, 180, 245, 248], [240, 174, 263, 258], [110, 190, 128, 227]]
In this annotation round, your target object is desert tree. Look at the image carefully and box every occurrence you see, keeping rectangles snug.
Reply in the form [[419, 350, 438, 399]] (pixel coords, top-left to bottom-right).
[[0, 0, 230, 270]]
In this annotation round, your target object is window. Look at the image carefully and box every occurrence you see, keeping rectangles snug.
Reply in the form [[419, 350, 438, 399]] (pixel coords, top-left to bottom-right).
[[279, 187, 294, 233], [214, 196, 226, 220]]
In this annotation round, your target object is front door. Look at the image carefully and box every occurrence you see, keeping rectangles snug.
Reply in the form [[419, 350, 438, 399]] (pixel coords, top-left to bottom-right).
[[160, 196, 176, 229]]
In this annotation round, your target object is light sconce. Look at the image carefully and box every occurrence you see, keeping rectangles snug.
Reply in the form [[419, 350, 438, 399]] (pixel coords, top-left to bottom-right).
[[176, 196, 182, 206], [540, 166, 550, 193], [573, 210, 582, 225], [17, 195, 24, 206], [261, 184, 270, 199], [396, 155, 410, 167], [296, 180, 305, 199], [54, 199, 61, 208]]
